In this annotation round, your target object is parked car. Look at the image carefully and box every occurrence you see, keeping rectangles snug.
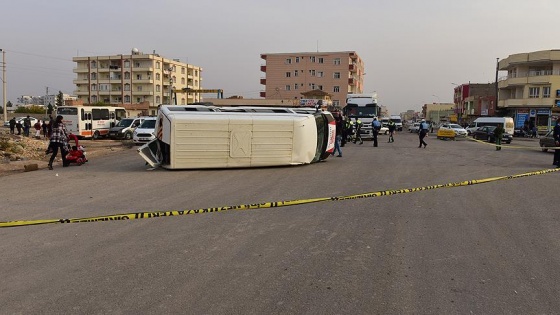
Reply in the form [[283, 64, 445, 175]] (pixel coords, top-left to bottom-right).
[[408, 122, 421, 133], [439, 123, 468, 137], [539, 130, 556, 152], [472, 126, 513, 144], [133, 117, 157, 145], [109, 117, 144, 140]]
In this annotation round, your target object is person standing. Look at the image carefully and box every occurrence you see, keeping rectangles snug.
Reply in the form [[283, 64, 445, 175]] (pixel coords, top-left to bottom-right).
[[9, 117, 16, 134], [15, 120, 23, 135], [48, 115, 69, 170], [332, 114, 343, 157], [34, 120, 42, 138], [353, 118, 363, 145], [494, 123, 504, 151], [387, 120, 396, 143], [372, 117, 381, 147], [48, 114, 54, 138], [41, 120, 48, 139], [23, 115, 31, 137], [418, 119, 429, 148], [553, 118, 560, 168]]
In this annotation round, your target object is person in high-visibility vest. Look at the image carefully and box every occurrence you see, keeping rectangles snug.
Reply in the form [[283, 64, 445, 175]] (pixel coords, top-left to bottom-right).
[[353, 118, 363, 145]]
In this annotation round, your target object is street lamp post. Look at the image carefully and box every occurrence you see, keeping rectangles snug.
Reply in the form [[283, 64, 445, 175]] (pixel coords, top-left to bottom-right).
[[1, 49, 6, 122]]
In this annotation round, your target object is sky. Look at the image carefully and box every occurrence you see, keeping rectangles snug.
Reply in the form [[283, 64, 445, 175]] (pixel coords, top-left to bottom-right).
[[1, 0, 559, 114]]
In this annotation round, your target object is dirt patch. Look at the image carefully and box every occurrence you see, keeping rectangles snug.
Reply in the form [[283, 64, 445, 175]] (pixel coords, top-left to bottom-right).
[[0, 132, 134, 177]]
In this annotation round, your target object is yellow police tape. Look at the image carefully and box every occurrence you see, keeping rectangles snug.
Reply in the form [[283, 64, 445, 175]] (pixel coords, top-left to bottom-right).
[[1, 168, 559, 228], [465, 136, 560, 150]]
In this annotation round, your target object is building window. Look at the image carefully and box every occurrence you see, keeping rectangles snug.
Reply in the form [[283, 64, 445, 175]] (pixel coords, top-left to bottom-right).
[[294, 70, 299, 77], [529, 87, 540, 98], [137, 97, 142, 103], [136, 74, 142, 80], [285, 85, 291, 91], [309, 70, 315, 76], [294, 84, 299, 90], [333, 100, 340, 106], [181, 67, 185, 74], [295, 57, 300, 63], [156, 96, 161, 103], [156, 73, 161, 80], [172, 76, 176, 83], [124, 95, 130, 103], [134, 62, 140, 68], [137, 86, 143, 91], [91, 84, 97, 91], [173, 66, 176, 72], [285, 58, 292, 64], [156, 85, 161, 92], [124, 84, 130, 91], [317, 71, 323, 78], [334, 58, 341, 65], [90, 73, 97, 80], [124, 60, 130, 68], [333, 86, 340, 93], [333, 72, 341, 79], [286, 72, 291, 78], [310, 56, 316, 62], [156, 61, 160, 69], [318, 57, 324, 64], [91, 61, 97, 68], [91, 95, 97, 103], [310, 83, 316, 89], [318, 85, 323, 90], [543, 86, 551, 98], [124, 72, 130, 79]]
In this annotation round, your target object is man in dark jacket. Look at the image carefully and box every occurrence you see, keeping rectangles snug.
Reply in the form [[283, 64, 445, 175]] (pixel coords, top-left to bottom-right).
[[553, 118, 560, 168], [9, 117, 16, 134]]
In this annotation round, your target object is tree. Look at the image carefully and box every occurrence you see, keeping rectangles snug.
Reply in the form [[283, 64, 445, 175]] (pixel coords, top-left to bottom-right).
[[47, 103, 54, 115], [55, 91, 64, 108], [6, 101, 12, 108]]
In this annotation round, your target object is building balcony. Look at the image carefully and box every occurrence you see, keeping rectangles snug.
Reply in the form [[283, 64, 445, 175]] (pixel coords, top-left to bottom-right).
[[132, 79, 154, 84], [260, 78, 266, 85], [348, 78, 355, 85], [133, 67, 154, 72], [498, 98, 554, 108], [73, 68, 89, 73], [349, 64, 356, 72], [132, 91, 154, 96], [73, 79, 89, 84], [74, 90, 89, 95], [260, 65, 266, 72], [260, 91, 266, 98]]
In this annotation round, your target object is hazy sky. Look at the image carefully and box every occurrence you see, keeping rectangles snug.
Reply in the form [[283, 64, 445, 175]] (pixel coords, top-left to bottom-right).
[[1, 0, 558, 114]]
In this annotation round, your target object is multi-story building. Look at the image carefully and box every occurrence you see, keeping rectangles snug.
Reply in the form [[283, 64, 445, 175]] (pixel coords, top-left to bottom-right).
[[73, 49, 202, 115], [43, 93, 77, 107], [453, 83, 496, 123], [260, 51, 365, 107], [498, 49, 560, 132]]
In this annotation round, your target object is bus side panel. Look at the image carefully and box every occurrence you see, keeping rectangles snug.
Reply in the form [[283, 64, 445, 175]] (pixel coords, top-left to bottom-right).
[[291, 116, 317, 165], [171, 115, 230, 169]]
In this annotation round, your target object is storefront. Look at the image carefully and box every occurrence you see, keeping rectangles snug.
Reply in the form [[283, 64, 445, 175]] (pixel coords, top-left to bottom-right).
[[514, 108, 552, 134]]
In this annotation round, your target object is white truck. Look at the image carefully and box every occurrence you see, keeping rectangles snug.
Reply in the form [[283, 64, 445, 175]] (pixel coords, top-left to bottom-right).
[[344, 93, 379, 139]]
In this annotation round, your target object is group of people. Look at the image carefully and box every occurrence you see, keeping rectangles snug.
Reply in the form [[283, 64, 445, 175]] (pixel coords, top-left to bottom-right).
[[8, 115, 53, 139]]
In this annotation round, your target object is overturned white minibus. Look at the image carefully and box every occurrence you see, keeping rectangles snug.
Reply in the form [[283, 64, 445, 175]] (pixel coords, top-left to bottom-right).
[[138, 105, 335, 169]]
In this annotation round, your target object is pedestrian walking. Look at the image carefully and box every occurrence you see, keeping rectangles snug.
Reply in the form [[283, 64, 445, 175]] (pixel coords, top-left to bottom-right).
[[48, 115, 54, 138], [353, 118, 363, 145], [9, 117, 16, 134], [387, 120, 396, 143], [553, 118, 560, 168], [47, 115, 69, 170], [372, 117, 381, 147], [332, 113, 343, 157], [418, 119, 429, 148], [494, 123, 504, 151]]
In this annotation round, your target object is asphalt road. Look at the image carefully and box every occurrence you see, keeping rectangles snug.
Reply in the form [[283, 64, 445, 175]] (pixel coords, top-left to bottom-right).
[[1, 132, 559, 314]]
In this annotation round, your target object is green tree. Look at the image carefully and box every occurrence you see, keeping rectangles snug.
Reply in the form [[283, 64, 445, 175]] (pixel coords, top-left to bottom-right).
[[6, 101, 12, 108], [47, 103, 54, 115], [56, 91, 64, 108], [14, 105, 47, 114]]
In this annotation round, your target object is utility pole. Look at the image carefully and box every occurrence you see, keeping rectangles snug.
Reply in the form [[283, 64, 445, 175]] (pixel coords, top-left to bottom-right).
[[1, 49, 6, 122], [495, 57, 499, 114]]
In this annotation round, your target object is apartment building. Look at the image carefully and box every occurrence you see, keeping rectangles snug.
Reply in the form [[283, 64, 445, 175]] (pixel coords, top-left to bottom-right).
[[260, 51, 364, 107], [73, 49, 202, 115], [453, 83, 496, 123], [498, 49, 560, 132]]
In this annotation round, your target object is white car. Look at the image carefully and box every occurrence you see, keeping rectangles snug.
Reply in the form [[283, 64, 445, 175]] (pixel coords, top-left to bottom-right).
[[408, 122, 421, 133], [4, 116, 39, 127], [133, 117, 157, 145], [439, 123, 468, 137]]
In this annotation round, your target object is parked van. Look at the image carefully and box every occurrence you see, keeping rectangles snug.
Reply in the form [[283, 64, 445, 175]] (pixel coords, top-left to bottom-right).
[[138, 105, 335, 169], [467, 117, 514, 135], [109, 117, 144, 140]]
